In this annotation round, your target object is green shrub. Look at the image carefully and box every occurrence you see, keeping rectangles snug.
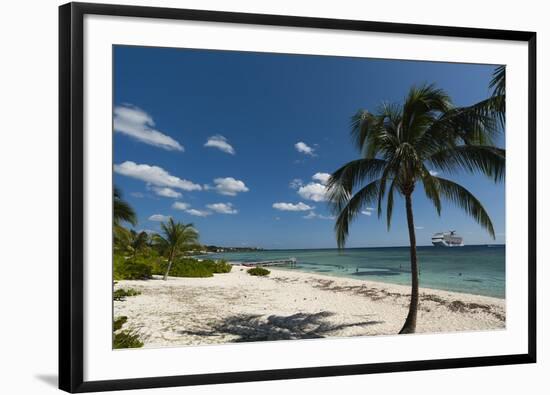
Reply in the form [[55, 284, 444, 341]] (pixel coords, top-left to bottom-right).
[[113, 314, 143, 348], [165, 258, 232, 277], [202, 259, 232, 273], [113, 316, 128, 331], [155, 258, 213, 278], [113, 254, 152, 280], [120, 255, 231, 278], [113, 330, 143, 349], [113, 288, 141, 301], [247, 267, 270, 276]]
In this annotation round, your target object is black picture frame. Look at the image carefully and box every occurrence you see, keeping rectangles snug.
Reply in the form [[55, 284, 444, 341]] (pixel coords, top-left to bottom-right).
[[59, 2, 537, 393]]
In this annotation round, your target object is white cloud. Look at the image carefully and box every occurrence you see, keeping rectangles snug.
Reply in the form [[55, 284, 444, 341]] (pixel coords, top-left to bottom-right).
[[303, 211, 335, 220], [294, 141, 315, 156], [272, 202, 314, 211], [114, 161, 202, 191], [211, 177, 249, 196], [130, 192, 144, 198], [172, 202, 191, 210], [298, 182, 327, 202], [151, 187, 182, 198], [429, 170, 439, 176], [289, 178, 303, 189], [206, 203, 238, 214], [312, 172, 331, 185], [148, 214, 171, 222], [185, 209, 211, 217], [172, 201, 213, 217], [204, 135, 236, 155], [114, 105, 184, 151], [295, 172, 334, 202]]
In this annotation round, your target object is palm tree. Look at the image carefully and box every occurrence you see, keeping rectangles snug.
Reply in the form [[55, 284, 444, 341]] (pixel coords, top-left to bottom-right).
[[326, 84, 504, 334], [114, 187, 137, 227], [115, 229, 150, 257], [130, 230, 149, 258], [153, 218, 199, 280]]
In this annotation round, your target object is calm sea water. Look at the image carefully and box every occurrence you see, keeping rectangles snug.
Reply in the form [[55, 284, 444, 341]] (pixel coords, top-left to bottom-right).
[[202, 245, 505, 299]]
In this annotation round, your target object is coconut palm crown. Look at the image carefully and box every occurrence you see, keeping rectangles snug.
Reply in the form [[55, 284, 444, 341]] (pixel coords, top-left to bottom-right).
[[115, 229, 150, 257], [326, 84, 505, 334], [153, 218, 199, 280]]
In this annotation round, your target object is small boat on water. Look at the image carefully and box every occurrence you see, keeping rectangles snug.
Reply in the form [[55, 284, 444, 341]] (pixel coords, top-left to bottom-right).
[[431, 231, 464, 247]]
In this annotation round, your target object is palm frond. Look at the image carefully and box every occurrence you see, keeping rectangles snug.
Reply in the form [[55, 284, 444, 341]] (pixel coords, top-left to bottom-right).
[[114, 187, 137, 226], [490, 65, 505, 98], [326, 158, 388, 212], [385, 178, 397, 231], [435, 177, 495, 238], [428, 145, 505, 182], [420, 166, 441, 216], [334, 179, 381, 248], [350, 110, 381, 155], [376, 162, 398, 218]]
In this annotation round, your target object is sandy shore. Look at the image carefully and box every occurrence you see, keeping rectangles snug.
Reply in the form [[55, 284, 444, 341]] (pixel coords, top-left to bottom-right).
[[114, 266, 505, 348]]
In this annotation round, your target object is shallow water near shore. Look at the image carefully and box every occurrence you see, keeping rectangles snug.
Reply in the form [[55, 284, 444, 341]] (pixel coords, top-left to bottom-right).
[[201, 245, 505, 298]]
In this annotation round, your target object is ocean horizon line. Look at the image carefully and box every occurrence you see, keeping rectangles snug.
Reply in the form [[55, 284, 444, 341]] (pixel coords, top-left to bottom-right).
[[214, 244, 506, 252]]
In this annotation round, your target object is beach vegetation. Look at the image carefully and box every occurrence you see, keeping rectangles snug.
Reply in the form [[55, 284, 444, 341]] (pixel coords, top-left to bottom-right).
[[153, 218, 200, 280], [113, 255, 153, 280], [113, 330, 144, 349], [203, 259, 232, 273], [247, 267, 270, 276], [326, 75, 504, 334], [110, 190, 234, 280], [115, 229, 151, 257], [153, 258, 213, 278], [152, 258, 233, 277], [113, 316, 128, 331], [113, 315, 143, 348], [113, 288, 141, 301]]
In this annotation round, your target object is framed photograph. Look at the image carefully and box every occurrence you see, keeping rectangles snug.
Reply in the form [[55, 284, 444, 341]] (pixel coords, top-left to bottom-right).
[[59, 2, 536, 392]]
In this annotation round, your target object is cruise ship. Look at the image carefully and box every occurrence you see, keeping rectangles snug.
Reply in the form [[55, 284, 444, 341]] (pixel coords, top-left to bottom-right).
[[431, 231, 464, 247]]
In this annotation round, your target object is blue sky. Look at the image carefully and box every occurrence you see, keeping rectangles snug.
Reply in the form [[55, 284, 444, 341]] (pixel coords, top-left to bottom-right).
[[113, 45, 505, 249]]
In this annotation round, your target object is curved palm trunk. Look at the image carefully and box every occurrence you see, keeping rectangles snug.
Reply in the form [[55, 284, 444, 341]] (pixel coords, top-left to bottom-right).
[[163, 250, 175, 281], [399, 193, 419, 334]]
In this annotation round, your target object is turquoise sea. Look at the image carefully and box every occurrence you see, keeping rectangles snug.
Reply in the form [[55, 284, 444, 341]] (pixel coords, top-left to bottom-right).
[[202, 245, 505, 299]]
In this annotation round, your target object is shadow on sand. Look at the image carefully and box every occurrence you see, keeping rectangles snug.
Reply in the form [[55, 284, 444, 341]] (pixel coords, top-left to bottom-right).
[[179, 311, 383, 342]]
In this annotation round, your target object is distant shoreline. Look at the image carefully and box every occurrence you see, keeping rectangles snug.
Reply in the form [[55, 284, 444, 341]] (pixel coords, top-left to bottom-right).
[[214, 244, 506, 252]]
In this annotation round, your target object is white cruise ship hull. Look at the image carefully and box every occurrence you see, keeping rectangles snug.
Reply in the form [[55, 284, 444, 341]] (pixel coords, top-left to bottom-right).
[[432, 240, 464, 247]]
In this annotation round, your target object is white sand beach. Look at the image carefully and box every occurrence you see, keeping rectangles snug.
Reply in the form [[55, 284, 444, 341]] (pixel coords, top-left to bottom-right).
[[114, 265, 505, 348]]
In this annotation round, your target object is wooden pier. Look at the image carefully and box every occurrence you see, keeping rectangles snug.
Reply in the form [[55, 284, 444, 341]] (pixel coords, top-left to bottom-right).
[[241, 258, 297, 267]]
